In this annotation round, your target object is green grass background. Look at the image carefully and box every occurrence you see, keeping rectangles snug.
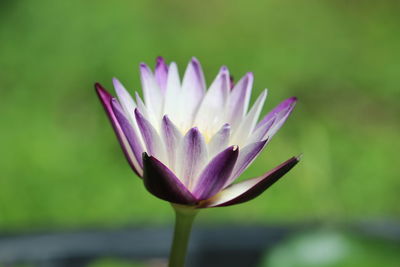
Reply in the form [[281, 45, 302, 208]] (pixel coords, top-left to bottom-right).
[[0, 0, 399, 231]]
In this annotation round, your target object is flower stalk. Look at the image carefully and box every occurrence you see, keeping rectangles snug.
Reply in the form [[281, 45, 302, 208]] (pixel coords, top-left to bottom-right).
[[168, 204, 198, 267]]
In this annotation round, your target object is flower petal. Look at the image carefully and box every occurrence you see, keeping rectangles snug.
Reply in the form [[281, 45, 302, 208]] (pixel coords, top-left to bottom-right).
[[161, 115, 183, 171], [225, 140, 268, 186], [180, 57, 206, 129], [193, 146, 239, 200], [247, 118, 276, 144], [95, 83, 143, 176], [201, 156, 300, 207], [256, 97, 297, 131], [142, 153, 198, 205], [163, 62, 182, 124], [177, 127, 208, 189], [140, 63, 163, 118], [113, 78, 145, 146], [134, 109, 166, 162], [113, 78, 137, 121], [194, 66, 230, 134], [111, 99, 144, 168], [226, 72, 253, 130], [154, 56, 168, 93], [231, 90, 267, 147], [208, 123, 230, 158]]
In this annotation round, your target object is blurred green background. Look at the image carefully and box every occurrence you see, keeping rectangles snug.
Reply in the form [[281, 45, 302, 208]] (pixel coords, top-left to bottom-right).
[[0, 0, 399, 252]]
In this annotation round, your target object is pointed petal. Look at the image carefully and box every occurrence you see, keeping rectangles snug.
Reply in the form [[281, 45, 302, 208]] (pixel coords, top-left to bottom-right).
[[111, 99, 144, 168], [134, 109, 166, 162], [225, 140, 268, 186], [113, 78, 145, 145], [161, 115, 183, 171], [142, 153, 198, 205], [226, 72, 253, 129], [140, 63, 163, 117], [164, 62, 182, 123], [155, 56, 168, 93], [193, 146, 239, 200], [258, 97, 297, 139], [194, 66, 230, 133], [248, 118, 276, 144], [113, 78, 137, 121], [180, 57, 206, 129], [231, 90, 267, 146], [95, 83, 143, 176], [256, 97, 297, 130], [177, 127, 208, 188], [201, 156, 300, 207], [208, 123, 230, 158]]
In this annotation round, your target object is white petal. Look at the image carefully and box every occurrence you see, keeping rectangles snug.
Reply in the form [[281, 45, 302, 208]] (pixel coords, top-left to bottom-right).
[[231, 89, 267, 147], [163, 62, 182, 126], [113, 78, 145, 147], [179, 58, 206, 130], [226, 72, 253, 130], [208, 123, 230, 158], [140, 63, 163, 119], [194, 66, 230, 138]]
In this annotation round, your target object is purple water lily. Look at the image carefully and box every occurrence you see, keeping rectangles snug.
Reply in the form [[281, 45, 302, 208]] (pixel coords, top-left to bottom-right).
[[95, 57, 299, 208]]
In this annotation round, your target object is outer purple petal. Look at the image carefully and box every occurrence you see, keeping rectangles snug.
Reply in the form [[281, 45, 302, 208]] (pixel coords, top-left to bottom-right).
[[95, 83, 143, 177], [111, 99, 144, 168], [201, 156, 300, 207], [225, 139, 268, 186], [193, 146, 239, 200], [155, 56, 168, 93], [142, 153, 198, 205]]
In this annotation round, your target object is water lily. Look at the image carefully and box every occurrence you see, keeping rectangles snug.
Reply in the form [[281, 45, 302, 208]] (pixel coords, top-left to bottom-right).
[[95, 57, 300, 267]]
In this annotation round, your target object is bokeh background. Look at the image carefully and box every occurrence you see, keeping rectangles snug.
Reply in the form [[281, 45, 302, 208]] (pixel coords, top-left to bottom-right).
[[1, 0, 399, 266]]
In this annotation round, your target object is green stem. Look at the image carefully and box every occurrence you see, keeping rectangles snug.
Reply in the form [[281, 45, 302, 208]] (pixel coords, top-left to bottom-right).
[[168, 204, 198, 267]]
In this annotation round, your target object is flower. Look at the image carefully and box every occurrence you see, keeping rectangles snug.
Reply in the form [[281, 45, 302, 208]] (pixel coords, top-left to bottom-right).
[[95, 57, 299, 208]]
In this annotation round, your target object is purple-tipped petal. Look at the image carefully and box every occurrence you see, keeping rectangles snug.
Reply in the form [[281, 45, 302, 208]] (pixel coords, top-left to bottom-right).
[[134, 109, 166, 162], [155, 56, 168, 93], [139, 63, 163, 116], [163, 62, 182, 120], [182, 57, 206, 94], [208, 123, 230, 158], [248, 118, 276, 143], [111, 99, 144, 168], [161, 115, 183, 171], [231, 90, 267, 146], [193, 146, 239, 200], [180, 58, 206, 129], [256, 97, 297, 131], [95, 83, 143, 176], [142, 153, 198, 205], [113, 78, 137, 120], [225, 140, 268, 186], [201, 156, 300, 207], [226, 72, 253, 129], [177, 127, 208, 189], [194, 66, 230, 130]]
